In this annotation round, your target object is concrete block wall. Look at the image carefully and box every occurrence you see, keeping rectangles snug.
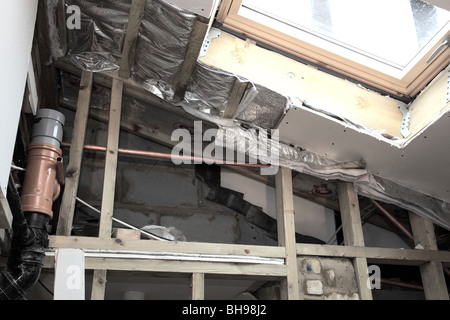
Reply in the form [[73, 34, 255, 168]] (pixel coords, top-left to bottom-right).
[[299, 257, 360, 300], [254, 256, 360, 300]]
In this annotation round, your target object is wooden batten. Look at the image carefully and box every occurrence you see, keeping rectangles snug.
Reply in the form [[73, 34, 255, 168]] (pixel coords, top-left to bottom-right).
[[409, 212, 449, 300], [338, 182, 373, 300], [190, 273, 205, 300], [223, 79, 249, 118], [90, 269, 108, 300], [119, 0, 146, 79], [173, 19, 211, 101], [56, 71, 93, 236], [90, 78, 123, 300], [275, 167, 300, 300], [98, 79, 123, 239], [49, 236, 286, 258]]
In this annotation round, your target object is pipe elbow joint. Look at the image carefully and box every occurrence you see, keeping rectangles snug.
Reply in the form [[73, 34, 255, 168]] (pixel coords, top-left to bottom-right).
[[0, 213, 49, 300]]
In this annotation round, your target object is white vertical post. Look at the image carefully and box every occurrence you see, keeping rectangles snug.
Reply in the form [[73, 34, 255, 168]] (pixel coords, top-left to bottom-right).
[[54, 248, 85, 300]]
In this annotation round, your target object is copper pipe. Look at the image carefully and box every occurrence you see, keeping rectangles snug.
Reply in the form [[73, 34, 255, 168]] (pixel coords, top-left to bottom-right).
[[370, 199, 414, 240], [61, 142, 271, 169], [371, 199, 450, 278], [380, 278, 424, 291], [444, 267, 450, 276]]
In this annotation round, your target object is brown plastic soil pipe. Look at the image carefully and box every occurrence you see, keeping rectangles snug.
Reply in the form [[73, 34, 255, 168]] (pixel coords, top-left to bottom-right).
[[0, 109, 65, 300], [20, 109, 65, 219], [20, 143, 63, 219]]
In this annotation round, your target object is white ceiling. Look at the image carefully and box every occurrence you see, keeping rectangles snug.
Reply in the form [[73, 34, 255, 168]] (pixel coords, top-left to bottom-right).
[[278, 103, 450, 204]]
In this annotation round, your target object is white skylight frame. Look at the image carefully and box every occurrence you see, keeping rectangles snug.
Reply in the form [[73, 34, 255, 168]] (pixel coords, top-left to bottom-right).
[[217, 0, 450, 97]]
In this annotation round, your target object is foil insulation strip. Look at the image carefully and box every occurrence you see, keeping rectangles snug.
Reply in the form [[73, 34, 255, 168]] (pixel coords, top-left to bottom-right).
[[132, 0, 197, 101], [66, 0, 132, 72]]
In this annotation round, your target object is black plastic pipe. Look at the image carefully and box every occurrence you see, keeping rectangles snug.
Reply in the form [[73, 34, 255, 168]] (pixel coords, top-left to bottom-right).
[[0, 178, 50, 300]]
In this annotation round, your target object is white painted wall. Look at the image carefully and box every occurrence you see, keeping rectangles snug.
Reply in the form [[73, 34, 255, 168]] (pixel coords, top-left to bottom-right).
[[221, 170, 414, 248], [363, 223, 412, 249], [221, 169, 336, 243], [0, 1, 39, 218]]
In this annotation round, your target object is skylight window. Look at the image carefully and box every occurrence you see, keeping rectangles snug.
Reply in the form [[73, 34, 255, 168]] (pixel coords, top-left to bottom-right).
[[242, 0, 449, 70], [218, 0, 450, 97]]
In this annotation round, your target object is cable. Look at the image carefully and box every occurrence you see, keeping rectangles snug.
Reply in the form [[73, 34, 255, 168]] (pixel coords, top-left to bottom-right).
[[38, 279, 54, 297], [10, 164, 174, 242], [75, 197, 173, 242]]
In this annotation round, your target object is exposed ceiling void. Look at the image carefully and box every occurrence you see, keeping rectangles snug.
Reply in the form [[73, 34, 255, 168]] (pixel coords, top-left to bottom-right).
[[10, 0, 447, 232], [54, 69, 450, 250], [26, 0, 447, 231], [6, 0, 447, 301]]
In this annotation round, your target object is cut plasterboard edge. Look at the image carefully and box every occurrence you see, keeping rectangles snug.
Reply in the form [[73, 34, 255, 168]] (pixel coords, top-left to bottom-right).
[[164, 0, 220, 19], [280, 101, 404, 156], [278, 101, 450, 204], [404, 103, 450, 149], [406, 65, 450, 147]]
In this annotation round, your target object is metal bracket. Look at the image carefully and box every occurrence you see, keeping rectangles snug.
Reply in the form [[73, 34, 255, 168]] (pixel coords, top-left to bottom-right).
[[199, 28, 221, 58], [398, 102, 411, 138], [426, 35, 450, 63], [447, 68, 450, 104]]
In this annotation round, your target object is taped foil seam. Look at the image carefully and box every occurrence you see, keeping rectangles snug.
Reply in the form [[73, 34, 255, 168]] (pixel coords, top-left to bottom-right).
[[179, 62, 292, 130], [214, 126, 450, 230], [354, 176, 450, 231]]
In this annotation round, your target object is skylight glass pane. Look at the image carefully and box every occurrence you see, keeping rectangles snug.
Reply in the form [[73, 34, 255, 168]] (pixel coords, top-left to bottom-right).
[[241, 0, 450, 69]]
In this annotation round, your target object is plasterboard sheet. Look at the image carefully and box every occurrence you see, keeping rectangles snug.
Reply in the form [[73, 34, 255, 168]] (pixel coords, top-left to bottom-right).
[[278, 104, 450, 204], [165, 0, 220, 18]]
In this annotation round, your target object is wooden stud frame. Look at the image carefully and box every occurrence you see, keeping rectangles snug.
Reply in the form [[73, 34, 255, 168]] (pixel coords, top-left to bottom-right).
[[91, 78, 124, 300], [275, 167, 300, 300], [47, 0, 450, 299], [190, 273, 206, 300], [46, 62, 450, 300], [119, 0, 147, 79], [56, 70, 93, 236], [338, 182, 373, 300], [409, 212, 449, 300]]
